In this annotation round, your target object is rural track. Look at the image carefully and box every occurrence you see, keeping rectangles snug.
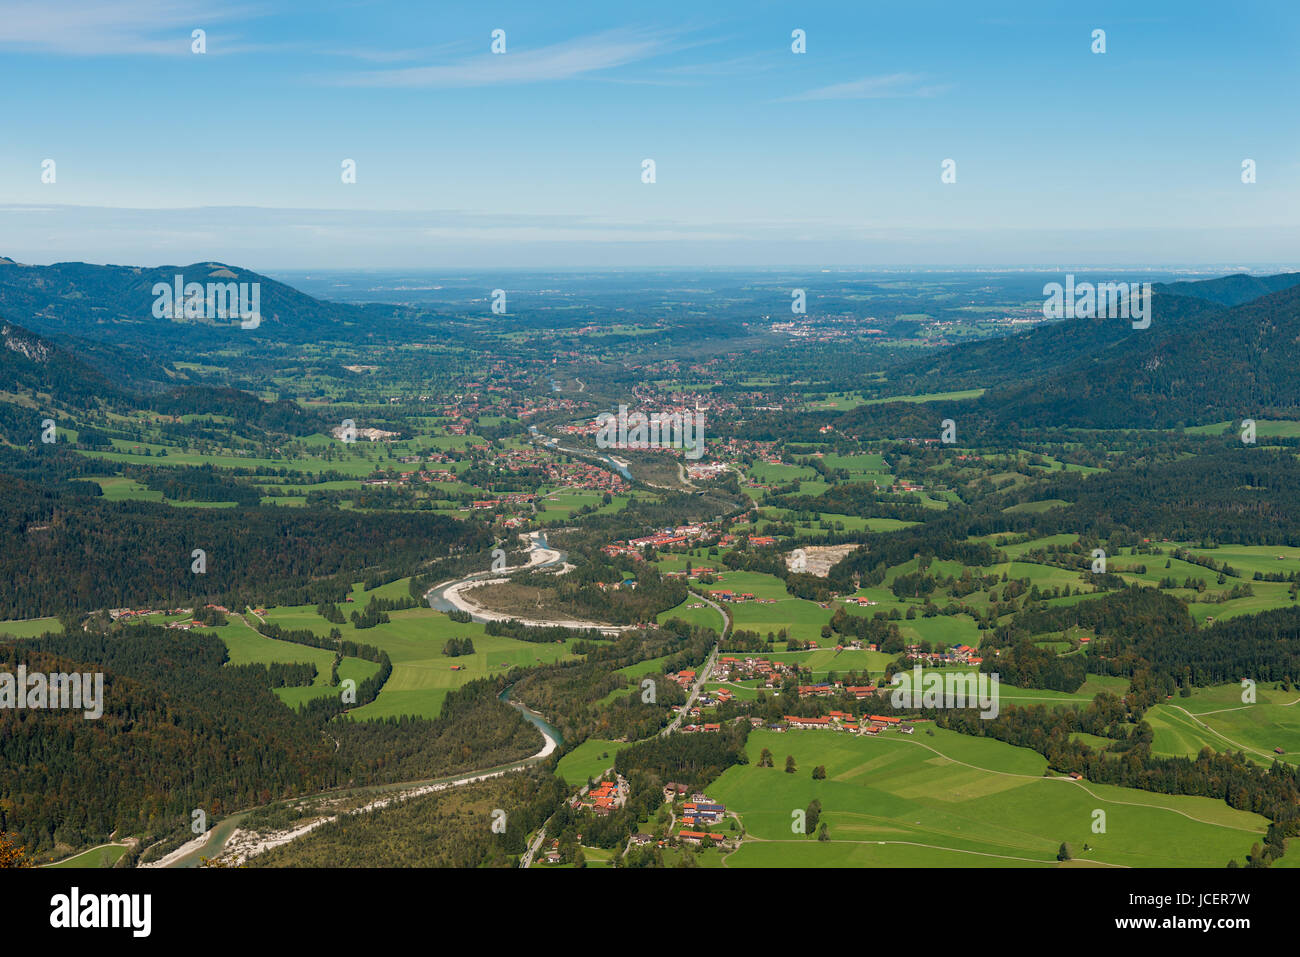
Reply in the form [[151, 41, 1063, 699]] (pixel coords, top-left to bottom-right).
[[41, 840, 133, 868], [741, 837, 1129, 867], [892, 734, 1267, 834], [1164, 704, 1292, 765]]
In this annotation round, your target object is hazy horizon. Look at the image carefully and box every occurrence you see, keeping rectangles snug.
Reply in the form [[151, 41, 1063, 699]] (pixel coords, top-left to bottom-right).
[[3, 0, 1298, 267]]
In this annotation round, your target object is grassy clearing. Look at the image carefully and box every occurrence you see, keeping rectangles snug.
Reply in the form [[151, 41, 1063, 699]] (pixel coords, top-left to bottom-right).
[[556, 739, 624, 786], [1146, 683, 1300, 767], [0, 617, 64, 639], [44, 843, 130, 869], [261, 594, 581, 719]]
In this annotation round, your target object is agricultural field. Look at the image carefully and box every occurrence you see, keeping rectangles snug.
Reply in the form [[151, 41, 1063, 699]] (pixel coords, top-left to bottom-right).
[[43, 843, 131, 869], [1145, 683, 1300, 767], [207, 619, 382, 708], [709, 728, 1268, 868], [556, 739, 624, 786], [260, 589, 583, 719], [656, 597, 726, 633], [0, 617, 64, 639]]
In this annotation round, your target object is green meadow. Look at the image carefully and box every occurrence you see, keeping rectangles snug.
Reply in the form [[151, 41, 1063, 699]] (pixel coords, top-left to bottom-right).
[[556, 738, 624, 786], [0, 617, 64, 639], [44, 843, 130, 869], [656, 597, 726, 633], [1146, 683, 1300, 767], [208, 619, 381, 708], [1184, 419, 1300, 438], [710, 728, 1268, 868], [259, 584, 582, 719]]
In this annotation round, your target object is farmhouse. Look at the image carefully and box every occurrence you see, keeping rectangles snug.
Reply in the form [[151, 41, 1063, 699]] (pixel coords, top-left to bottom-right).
[[785, 715, 833, 728]]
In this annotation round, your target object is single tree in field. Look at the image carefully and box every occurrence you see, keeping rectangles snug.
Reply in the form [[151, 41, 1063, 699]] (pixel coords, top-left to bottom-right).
[[1057, 842, 1071, 862], [785, 755, 797, 774], [759, 747, 773, 768], [812, 765, 826, 780], [805, 799, 822, 836]]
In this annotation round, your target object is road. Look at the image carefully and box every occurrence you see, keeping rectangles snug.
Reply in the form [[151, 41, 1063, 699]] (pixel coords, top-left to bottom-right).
[[521, 824, 548, 868], [661, 590, 728, 736]]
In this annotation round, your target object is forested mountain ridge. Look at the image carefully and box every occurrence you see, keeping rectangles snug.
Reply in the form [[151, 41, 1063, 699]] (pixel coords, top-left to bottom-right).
[[0, 316, 331, 445], [0, 321, 130, 406], [848, 280, 1300, 435], [0, 468, 491, 618], [1152, 271, 1300, 307], [892, 290, 1221, 392], [0, 257, 407, 351], [978, 281, 1300, 428]]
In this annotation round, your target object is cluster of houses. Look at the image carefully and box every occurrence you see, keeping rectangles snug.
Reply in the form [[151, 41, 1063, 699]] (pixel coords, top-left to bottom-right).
[[713, 437, 779, 462], [681, 798, 726, 827], [599, 514, 791, 561], [832, 640, 876, 652], [796, 682, 880, 700], [571, 776, 628, 816], [602, 523, 714, 559], [784, 712, 916, 735], [108, 606, 192, 621], [626, 830, 731, 848], [397, 451, 454, 467], [714, 656, 796, 686], [680, 722, 721, 734], [662, 783, 728, 834], [685, 462, 730, 481], [467, 494, 538, 510], [903, 643, 984, 666], [109, 604, 249, 632], [515, 396, 581, 418], [663, 565, 715, 580], [496, 447, 629, 493]]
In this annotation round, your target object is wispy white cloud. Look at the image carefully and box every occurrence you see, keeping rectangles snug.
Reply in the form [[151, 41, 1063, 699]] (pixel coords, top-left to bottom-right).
[[328, 27, 680, 88], [778, 72, 952, 102], [0, 0, 261, 55]]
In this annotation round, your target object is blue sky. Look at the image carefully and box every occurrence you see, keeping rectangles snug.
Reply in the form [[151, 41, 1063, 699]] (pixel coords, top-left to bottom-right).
[[1, 0, 1297, 269]]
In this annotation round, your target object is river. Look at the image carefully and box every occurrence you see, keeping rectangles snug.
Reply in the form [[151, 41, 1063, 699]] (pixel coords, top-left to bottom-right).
[[527, 424, 632, 481]]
